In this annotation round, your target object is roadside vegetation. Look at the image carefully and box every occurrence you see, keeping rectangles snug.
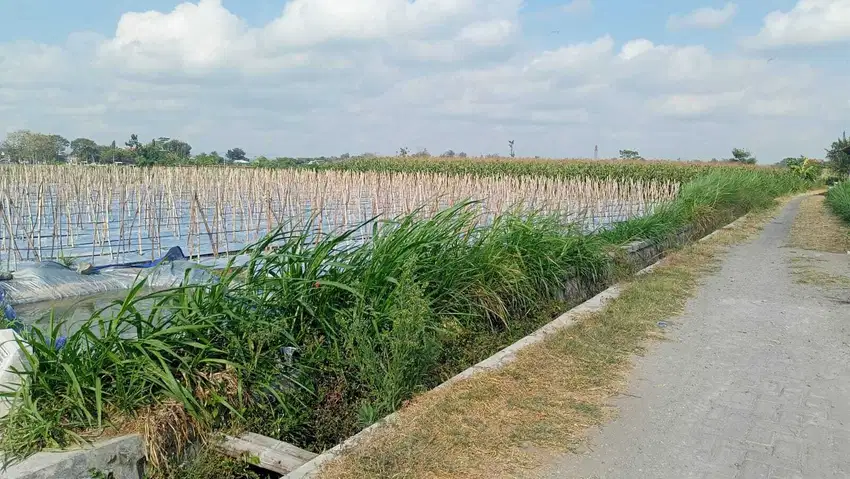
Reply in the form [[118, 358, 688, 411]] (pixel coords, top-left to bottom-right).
[[790, 194, 850, 254], [320, 191, 794, 479], [0, 164, 810, 477], [826, 181, 850, 226]]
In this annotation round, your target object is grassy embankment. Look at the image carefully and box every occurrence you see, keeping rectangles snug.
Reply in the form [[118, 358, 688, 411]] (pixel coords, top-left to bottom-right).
[[0, 163, 808, 477], [788, 183, 850, 288], [825, 180, 850, 226]]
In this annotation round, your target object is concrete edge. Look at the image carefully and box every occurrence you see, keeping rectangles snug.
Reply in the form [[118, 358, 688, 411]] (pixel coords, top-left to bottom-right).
[[2, 434, 145, 479], [281, 208, 770, 479]]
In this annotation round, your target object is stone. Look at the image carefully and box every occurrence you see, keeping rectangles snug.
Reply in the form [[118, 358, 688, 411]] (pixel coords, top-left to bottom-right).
[[76, 262, 95, 275]]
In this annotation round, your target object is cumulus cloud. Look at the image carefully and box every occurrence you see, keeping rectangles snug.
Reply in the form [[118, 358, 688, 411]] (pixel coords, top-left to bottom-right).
[[0, 0, 847, 161], [667, 3, 738, 30], [746, 0, 850, 48], [97, 0, 521, 73]]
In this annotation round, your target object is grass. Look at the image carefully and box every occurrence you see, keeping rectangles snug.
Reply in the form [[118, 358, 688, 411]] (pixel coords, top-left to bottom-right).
[[0, 168, 810, 477], [789, 194, 850, 253], [788, 190, 850, 288], [157, 445, 264, 479], [826, 180, 850, 225], [318, 194, 787, 479], [789, 258, 850, 288]]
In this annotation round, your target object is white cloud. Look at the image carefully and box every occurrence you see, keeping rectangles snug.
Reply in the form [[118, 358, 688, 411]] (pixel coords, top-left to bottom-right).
[[562, 0, 592, 15], [97, 0, 521, 73], [667, 3, 738, 30], [98, 0, 254, 71], [746, 0, 850, 48], [0, 1, 847, 162]]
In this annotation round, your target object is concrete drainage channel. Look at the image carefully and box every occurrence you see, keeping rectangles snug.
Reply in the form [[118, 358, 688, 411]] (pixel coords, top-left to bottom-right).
[[0, 219, 748, 479]]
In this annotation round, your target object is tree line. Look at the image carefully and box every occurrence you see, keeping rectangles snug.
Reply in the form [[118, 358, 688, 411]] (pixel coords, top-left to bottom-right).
[[2, 129, 849, 174], [0, 130, 345, 167]]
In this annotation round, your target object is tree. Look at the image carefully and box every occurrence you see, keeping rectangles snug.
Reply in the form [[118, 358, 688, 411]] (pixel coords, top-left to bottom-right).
[[826, 131, 850, 176], [99, 141, 135, 164], [70, 138, 100, 163], [619, 149, 642, 160], [48, 135, 70, 162], [441, 150, 456, 158], [226, 148, 247, 163], [508, 140, 515, 158], [163, 139, 192, 158], [0, 130, 28, 162], [1, 130, 68, 163], [125, 134, 141, 150], [458, 151, 468, 158], [728, 148, 756, 164], [789, 157, 821, 181], [779, 156, 805, 168], [397, 147, 410, 157], [194, 152, 225, 165]]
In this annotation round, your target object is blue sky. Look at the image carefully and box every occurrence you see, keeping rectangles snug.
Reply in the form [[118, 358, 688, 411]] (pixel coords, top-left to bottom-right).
[[1, 0, 848, 161]]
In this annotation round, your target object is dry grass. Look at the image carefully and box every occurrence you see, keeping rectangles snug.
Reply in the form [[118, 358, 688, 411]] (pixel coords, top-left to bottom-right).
[[789, 256, 850, 288], [789, 194, 850, 253], [138, 400, 203, 473], [317, 201, 787, 479]]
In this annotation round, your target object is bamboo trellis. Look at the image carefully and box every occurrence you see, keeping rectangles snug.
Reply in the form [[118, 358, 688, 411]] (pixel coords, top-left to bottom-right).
[[0, 165, 679, 270]]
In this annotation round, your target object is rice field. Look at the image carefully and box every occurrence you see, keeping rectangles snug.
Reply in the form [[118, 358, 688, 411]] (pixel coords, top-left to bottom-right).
[[0, 164, 679, 270]]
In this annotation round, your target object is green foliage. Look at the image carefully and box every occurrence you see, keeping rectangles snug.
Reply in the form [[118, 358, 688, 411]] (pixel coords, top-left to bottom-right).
[[779, 156, 805, 168], [157, 446, 261, 479], [788, 157, 821, 181], [70, 138, 100, 163], [187, 152, 224, 166], [825, 181, 850, 225], [1, 130, 69, 163], [226, 148, 247, 163], [598, 168, 809, 244], [728, 148, 756, 165], [347, 261, 439, 424], [826, 131, 850, 176], [619, 149, 642, 161], [162, 139, 192, 159]]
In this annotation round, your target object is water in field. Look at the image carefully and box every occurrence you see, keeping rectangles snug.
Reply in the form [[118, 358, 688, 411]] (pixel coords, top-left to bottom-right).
[[13, 290, 136, 330]]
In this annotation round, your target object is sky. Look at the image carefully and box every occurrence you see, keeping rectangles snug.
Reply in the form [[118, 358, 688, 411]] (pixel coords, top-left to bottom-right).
[[0, 0, 848, 162]]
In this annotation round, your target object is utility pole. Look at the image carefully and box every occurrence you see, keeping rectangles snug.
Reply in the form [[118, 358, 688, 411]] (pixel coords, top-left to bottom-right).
[[508, 140, 515, 158]]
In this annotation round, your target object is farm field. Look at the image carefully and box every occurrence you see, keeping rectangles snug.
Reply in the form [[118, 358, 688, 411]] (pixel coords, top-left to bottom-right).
[[0, 162, 681, 270], [0, 158, 812, 477]]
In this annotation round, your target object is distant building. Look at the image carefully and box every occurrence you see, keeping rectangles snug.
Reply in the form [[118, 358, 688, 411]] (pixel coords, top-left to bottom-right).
[[233, 159, 250, 165]]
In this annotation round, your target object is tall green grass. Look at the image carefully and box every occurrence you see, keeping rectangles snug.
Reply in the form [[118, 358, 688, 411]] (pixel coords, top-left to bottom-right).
[[826, 181, 850, 225], [0, 168, 809, 471]]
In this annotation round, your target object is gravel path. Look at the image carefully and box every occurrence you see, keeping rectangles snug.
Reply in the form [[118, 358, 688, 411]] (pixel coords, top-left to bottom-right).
[[541, 197, 850, 479]]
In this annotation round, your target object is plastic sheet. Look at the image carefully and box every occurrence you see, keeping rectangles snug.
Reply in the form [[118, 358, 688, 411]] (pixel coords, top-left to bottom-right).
[[0, 260, 216, 307]]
